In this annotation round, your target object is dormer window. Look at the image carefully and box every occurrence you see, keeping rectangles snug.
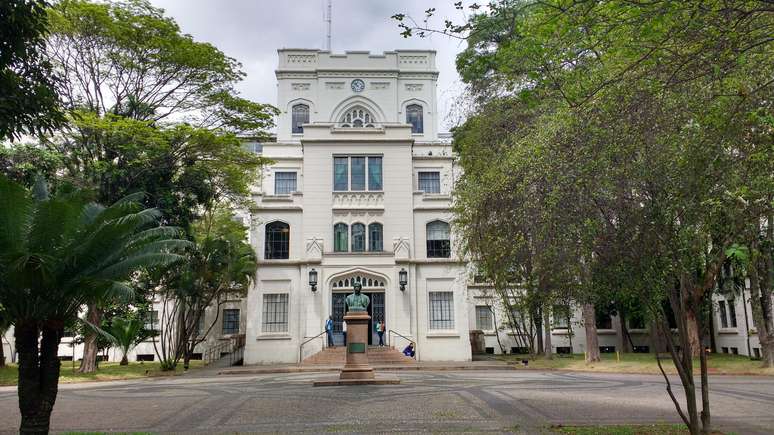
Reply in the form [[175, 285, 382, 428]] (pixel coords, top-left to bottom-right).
[[292, 104, 309, 134], [341, 106, 375, 127]]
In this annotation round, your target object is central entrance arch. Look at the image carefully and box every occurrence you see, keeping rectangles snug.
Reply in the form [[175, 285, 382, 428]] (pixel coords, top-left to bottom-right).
[[329, 270, 388, 346]]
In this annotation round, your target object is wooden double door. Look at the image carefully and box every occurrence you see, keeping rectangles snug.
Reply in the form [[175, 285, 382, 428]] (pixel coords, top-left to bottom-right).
[[332, 292, 385, 345]]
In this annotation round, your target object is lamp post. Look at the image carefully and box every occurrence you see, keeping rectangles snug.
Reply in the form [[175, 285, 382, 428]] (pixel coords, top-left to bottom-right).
[[399, 268, 408, 291], [309, 268, 318, 292]]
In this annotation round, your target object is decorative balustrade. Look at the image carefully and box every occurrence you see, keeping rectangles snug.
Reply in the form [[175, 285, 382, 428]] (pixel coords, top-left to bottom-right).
[[332, 191, 384, 210]]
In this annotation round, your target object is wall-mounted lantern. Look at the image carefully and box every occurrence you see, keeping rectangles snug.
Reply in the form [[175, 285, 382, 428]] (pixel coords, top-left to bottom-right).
[[309, 268, 318, 292], [399, 268, 408, 291]]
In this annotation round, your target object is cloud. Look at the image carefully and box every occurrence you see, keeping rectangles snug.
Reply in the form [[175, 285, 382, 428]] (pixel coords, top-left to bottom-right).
[[150, 0, 467, 131]]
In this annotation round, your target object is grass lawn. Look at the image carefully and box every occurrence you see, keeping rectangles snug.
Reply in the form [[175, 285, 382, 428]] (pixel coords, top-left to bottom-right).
[[0, 360, 203, 386], [501, 352, 774, 376], [550, 424, 693, 434]]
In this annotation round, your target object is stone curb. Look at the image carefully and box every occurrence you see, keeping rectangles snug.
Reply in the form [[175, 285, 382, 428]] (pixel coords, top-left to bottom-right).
[[218, 363, 515, 375]]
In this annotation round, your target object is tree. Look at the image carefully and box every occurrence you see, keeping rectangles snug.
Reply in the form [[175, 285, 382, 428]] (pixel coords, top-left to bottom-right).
[[396, 2, 774, 433], [0, 0, 63, 141], [153, 207, 256, 370], [0, 174, 188, 434], [36, 0, 275, 374], [98, 317, 149, 365]]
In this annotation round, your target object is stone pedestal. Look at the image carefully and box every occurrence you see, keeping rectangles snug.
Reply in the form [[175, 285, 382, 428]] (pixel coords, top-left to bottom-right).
[[340, 311, 374, 380]]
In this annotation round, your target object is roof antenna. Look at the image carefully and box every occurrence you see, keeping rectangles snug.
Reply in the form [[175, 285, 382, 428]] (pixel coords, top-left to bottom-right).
[[325, 0, 332, 51]]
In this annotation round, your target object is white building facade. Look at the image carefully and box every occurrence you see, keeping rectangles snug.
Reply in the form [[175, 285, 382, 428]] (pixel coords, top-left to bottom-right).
[[243, 49, 471, 364]]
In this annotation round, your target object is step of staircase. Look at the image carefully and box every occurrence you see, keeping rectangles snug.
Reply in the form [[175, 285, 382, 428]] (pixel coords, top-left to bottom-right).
[[302, 345, 417, 366]]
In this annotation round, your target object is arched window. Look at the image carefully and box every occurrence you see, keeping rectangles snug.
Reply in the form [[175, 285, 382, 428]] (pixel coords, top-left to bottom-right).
[[351, 223, 366, 252], [426, 220, 450, 258], [406, 104, 423, 134], [292, 104, 309, 134], [334, 223, 348, 252], [368, 223, 383, 252], [340, 106, 375, 128], [265, 221, 290, 259]]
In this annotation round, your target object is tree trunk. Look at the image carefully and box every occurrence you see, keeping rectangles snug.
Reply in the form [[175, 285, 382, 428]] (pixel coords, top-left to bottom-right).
[[0, 333, 6, 368], [534, 308, 544, 355], [582, 303, 600, 363], [16, 321, 63, 435], [120, 354, 128, 366], [78, 305, 102, 373], [543, 308, 552, 359], [685, 306, 702, 357], [747, 229, 774, 367]]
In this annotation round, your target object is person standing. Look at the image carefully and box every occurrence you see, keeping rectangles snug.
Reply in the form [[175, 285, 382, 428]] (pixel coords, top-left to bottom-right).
[[325, 316, 334, 348], [377, 319, 385, 346], [342, 319, 347, 346]]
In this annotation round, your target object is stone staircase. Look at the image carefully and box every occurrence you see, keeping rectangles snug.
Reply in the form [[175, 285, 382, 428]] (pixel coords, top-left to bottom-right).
[[302, 345, 417, 367]]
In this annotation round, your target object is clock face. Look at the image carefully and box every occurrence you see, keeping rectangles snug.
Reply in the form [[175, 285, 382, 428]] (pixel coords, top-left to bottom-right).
[[351, 79, 365, 92]]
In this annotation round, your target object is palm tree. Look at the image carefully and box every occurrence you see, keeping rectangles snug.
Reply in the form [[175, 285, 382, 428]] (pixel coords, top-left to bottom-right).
[[98, 317, 148, 365], [0, 175, 188, 434]]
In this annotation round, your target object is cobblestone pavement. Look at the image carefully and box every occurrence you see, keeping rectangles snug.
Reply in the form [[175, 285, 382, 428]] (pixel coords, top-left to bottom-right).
[[1, 370, 773, 434]]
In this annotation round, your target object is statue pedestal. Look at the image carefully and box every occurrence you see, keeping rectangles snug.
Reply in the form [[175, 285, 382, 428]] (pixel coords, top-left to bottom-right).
[[339, 311, 374, 380]]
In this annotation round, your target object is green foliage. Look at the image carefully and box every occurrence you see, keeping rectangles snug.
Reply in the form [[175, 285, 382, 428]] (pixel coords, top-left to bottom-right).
[[47, 111, 270, 228], [0, 0, 63, 141], [153, 206, 256, 369], [0, 142, 63, 187], [0, 174, 189, 326], [46, 0, 278, 129]]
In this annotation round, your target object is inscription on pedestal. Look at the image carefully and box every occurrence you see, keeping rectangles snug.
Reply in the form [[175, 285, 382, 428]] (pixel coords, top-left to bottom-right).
[[348, 342, 366, 353]]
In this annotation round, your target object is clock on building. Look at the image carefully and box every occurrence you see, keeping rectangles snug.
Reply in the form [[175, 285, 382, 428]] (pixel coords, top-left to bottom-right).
[[351, 79, 365, 92]]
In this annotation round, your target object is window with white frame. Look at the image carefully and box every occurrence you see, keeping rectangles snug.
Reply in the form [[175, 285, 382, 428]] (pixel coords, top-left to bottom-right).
[[368, 223, 383, 251], [334, 223, 348, 252], [340, 106, 375, 127], [143, 310, 159, 332], [426, 221, 451, 258], [262, 294, 289, 333], [727, 299, 737, 328], [552, 305, 570, 329], [292, 104, 309, 134], [333, 156, 382, 191], [475, 306, 493, 330], [429, 291, 454, 329], [274, 172, 297, 195], [351, 223, 366, 252], [222, 309, 240, 335], [406, 104, 423, 133], [418, 171, 440, 193], [718, 300, 728, 328]]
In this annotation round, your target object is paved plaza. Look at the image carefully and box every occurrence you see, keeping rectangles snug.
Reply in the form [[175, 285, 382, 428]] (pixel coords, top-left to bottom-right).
[[1, 370, 773, 434]]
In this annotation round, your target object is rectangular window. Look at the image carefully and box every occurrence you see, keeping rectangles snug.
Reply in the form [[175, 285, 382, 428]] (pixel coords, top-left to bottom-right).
[[596, 311, 613, 330], [262, 294, 289, 333], [418, 171, 441, 193], [475, 306, 493, 330], [552, 305, 570, 329], [731, 347, 739, 355], [368, 156, 382, 190], [350, 157, 366, 191], [222, 309, 240, 335], [754, 348, 761, 359], [333, 156, 383, 192], [334, 157, 348, 191], [274, 172, 297, 195], [727, 299, 737, 328], [143, 310, 159, 332], [718, 300, 728, 328], [429, 291, 454, 330], [721, 347, 728, 354]]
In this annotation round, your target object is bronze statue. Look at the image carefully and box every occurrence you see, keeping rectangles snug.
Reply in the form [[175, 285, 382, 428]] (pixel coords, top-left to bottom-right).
[[346, 282, 369, 312]]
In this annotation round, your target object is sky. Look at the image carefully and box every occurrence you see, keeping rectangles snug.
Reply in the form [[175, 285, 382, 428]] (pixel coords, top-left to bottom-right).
[[149, 0, 470, 132]]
